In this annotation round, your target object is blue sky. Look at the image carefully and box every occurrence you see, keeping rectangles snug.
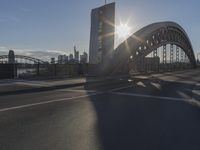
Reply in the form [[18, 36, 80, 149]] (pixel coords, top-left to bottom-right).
[[0, 0, 200, 60]]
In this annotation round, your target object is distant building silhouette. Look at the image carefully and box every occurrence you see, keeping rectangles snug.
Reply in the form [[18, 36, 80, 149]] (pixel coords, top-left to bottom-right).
[[69, 54, 73, 62], [58, 55, 68, 64], [8, 50, 15, 64], [51, 57, 55, 64], [89, 2, 115, 64], [80, 52, 88, 63], [74, 46, 79, 62]]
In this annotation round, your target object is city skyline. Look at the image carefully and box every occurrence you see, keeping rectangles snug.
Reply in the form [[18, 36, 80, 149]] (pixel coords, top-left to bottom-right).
[[0, 0, 200, 59]]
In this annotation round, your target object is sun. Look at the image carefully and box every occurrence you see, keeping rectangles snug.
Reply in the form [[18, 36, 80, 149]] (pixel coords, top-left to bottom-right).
[[116, 23, 131, 39]]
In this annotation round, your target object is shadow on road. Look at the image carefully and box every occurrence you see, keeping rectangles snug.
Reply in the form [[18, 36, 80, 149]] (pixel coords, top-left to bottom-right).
[[84, 76, 200, 150]]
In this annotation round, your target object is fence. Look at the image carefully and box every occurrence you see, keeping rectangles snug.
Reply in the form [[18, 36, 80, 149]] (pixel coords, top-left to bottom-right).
[[0, 64, 17, 79], [17, 63, 92, 79]]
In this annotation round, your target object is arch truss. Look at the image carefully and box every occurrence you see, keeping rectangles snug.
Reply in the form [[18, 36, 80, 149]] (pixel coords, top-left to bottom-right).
[[110, 21, 196, 74], [0, 55, 46, 64]]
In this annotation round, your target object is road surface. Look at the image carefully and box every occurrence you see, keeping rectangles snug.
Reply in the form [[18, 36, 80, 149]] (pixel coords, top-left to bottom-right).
[[0, 69, 200, 150]]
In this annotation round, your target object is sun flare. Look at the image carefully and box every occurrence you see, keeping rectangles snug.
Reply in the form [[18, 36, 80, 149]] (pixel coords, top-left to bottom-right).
[[116, 23, 131, 39]]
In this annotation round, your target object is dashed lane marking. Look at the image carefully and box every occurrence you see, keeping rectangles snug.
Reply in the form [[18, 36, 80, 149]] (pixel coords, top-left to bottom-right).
[[56, 89, 97, 93], [0, 92, 103, 113]]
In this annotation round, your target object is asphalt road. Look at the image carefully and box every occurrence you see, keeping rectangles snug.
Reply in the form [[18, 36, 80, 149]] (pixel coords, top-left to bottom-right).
[[0, 69, 200, 150]]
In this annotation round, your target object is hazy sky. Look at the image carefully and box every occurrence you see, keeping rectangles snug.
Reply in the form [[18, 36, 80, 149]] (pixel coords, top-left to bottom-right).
[[0, 0, 200, 60]]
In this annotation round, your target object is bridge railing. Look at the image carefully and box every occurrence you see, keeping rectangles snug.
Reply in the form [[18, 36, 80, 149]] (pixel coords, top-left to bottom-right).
[[16, 63, 90, 79]]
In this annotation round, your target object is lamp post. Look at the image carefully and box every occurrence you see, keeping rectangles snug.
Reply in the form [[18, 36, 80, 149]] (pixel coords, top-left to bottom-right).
[[197, 52, 200, 64]]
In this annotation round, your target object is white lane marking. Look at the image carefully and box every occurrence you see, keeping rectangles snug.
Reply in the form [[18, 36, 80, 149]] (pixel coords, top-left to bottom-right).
[[177, 91, 191, 99], [0, 92, 102, 113], [136, 81, 146, 87], [56, 89, 96, 93], [150, 82, 161, 90], [110, 92, 191, 102], [16, 81, 50, 87], [192, 90, 200, 96], [109, 85, 134, 92]]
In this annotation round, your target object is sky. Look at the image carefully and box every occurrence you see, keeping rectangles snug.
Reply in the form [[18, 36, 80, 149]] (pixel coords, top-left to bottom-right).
[[0, 0, 200, 61]]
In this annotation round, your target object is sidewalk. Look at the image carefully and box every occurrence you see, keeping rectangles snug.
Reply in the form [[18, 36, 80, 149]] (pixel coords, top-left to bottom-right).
[[1, 68, 198, 96], [0, 75, 129, 96]]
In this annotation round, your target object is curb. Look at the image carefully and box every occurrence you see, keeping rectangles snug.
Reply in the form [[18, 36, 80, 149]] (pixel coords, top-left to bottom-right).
[[0, 77, 129, 96], [0, 82, 86, 96]]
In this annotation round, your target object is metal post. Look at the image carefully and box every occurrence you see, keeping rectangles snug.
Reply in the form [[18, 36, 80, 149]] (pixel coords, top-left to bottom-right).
[[142, 56, 145, 72], [180, 49, 184, 62], [180, 49, 184, 69], [153, 49, 157, 57], [176, 46, 179, 63], [14, 63, 17, 78], [197, 52, 200, 64], [162, 45, 166, 71], [184, 53, 187, 68], [163, 45, 166, 64], [153, 49, 158, 72], [36, 63, 40, 76], [170, 44, 173, 70], [176, 46, 179, 69], [54, 64, 57, 76]]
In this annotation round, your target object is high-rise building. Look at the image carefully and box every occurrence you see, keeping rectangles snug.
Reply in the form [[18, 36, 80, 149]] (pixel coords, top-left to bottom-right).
[[8, 50, 15, 64], [58, 55, 62, 64], [51, 57, 55, 64], [74, 46, 79, 62], [89, 2, 115, 64], [69, 54, 73, 61], [80, 52, 88, 63], [58, 55, 68, 64]]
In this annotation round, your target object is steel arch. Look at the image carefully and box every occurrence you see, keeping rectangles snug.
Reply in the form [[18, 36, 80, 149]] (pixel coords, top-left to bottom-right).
[[0, 55, 46, 64], [109, 21, 196, 74]]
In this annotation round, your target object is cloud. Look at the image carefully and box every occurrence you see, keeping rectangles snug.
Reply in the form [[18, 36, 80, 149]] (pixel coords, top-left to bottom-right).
[[0, 47, 68, 62]]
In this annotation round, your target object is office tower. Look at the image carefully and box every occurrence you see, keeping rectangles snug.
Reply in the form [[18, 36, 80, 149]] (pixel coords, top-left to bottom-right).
[[8, 50, 15, 64], [58, 55, 68, 64], [80, 52, 88, 63], [51, 57, 55, 64], [74, 46, 79, 62], [69, 54, 73, 61], [89, 2, 115, 64]]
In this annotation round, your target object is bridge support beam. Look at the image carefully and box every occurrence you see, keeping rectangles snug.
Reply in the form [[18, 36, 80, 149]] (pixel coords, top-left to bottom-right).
[[180, 49, 184, 68], [153, 49, 159, 72], [162, 45, 167, 71], [153, 49, 157, 57], [176, 46, 180, 68], [170, 44, 174, 70]]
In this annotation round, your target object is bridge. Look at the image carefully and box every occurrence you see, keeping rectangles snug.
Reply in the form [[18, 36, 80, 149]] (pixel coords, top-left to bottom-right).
[[102, 21, 196, 75], [0, 54, 47, 64]]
